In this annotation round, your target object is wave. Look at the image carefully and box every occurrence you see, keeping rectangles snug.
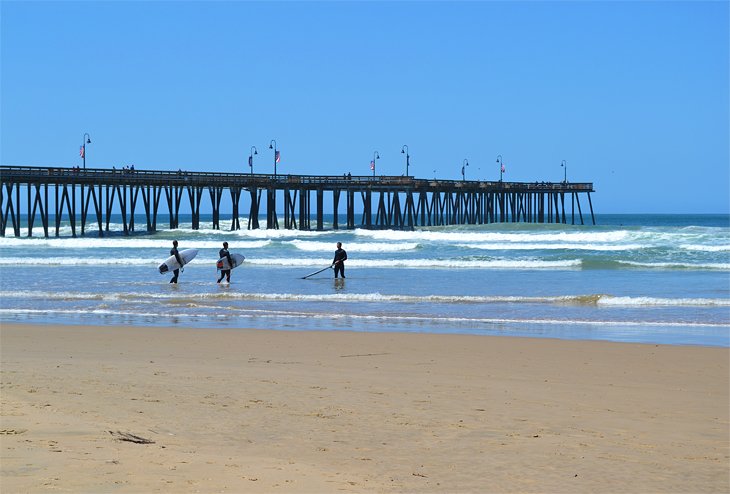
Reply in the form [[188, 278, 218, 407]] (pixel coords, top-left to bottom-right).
[[680, 244, 730, 252], [0, 256, 580, 269], [597, 296, 730, 307], [0, 237, 272, 250], [1, 308, 727, 329], [245, 258, 582, 269], [0, 257, 159, 266], [456, 242, 645, 251], [283, 240, 419, 252], [354, 229, 633, 243], [617, 261, 730, 271], [4, 290, 728, 307]]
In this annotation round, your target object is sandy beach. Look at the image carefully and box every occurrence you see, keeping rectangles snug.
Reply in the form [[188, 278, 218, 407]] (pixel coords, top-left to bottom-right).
[[1, 323, 728, 493]]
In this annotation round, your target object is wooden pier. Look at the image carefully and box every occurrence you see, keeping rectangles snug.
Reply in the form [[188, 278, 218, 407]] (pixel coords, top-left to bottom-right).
[[0, 166, 595, 237]]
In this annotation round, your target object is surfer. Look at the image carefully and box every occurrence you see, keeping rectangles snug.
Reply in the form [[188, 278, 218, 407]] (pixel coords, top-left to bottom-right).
[[217, 241, 233, 283], [170, 240, 183, 283], [332, 242, 347, 279]]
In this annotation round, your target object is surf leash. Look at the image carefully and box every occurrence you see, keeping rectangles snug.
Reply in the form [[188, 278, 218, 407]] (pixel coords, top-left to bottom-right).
[[301, 265, 333, 279]]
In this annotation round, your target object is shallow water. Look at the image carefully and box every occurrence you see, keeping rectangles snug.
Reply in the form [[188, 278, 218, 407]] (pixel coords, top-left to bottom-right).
[[1, 214, 728, 346]]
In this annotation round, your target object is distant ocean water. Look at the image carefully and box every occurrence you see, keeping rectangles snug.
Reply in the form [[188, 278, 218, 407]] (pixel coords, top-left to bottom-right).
[[1, 214, 728, 347]]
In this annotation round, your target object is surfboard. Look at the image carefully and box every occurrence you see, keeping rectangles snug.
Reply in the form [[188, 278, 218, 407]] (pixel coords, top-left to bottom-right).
[[216, 253, 245, 270], [159, 249, 198, 274]]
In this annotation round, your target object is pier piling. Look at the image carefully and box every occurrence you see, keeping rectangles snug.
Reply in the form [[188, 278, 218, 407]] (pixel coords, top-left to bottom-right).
[[0, 166, 596, 237]]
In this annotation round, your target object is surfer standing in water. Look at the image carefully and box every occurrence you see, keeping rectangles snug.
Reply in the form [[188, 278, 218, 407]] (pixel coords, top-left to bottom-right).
[[217, 241, 233, 283], [170, 240, 183, 284], [332, 242, 347, 279]]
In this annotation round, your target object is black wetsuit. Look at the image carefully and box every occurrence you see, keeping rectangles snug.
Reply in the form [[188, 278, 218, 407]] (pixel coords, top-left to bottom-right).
[[332, 247, 347, 278], [218, 247, 233, 283], [170, 247, 183, 283]]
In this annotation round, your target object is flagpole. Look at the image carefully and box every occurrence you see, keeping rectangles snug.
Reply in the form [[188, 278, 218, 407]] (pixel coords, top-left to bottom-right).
[[372, 151, 379, 177], [82, 133, 91, 169], [269, 139, 277, 177], [401, 145, 409, 176], [249, 146, 257, 175]]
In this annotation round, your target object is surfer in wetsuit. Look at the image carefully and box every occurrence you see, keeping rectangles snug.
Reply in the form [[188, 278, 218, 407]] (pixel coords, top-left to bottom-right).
[[217, 241, 233, 284], [332, 242, 347, 279], [170, 240, 183, 284]]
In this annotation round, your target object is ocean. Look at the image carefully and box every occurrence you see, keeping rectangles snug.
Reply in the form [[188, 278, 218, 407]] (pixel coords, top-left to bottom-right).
[[1, 214, 728, 347]]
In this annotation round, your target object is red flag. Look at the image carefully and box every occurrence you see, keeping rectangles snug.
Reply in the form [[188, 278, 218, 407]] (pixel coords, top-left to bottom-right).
[[275, 150, 280, 163], [79, 145, 85, 159]]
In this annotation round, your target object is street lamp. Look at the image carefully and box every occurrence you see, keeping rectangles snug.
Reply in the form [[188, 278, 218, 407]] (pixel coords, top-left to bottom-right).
[[269, 140, 279, 176], [561, 159, 567, 183], [371, 151, 380, 177], [401, 145, 410, 176], [80, 133, 91, 169], [461, 159, 469, 181], [249, 146, 258, 175], [497, 154, 504, 182]]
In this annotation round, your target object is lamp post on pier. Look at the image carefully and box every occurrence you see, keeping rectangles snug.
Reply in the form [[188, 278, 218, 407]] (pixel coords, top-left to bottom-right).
[[401, 145, 410, 176], [269, 140, 279, 176], [249, 146, 258, 175], [371, 151, 380, 177], [80, 133, 91, 169], [497, 154, 504, 182], [561, 159, 567, 183], [461, 159, 469, 181]]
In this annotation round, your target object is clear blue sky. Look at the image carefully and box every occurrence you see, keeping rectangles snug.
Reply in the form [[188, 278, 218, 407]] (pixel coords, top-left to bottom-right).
[[2, 1, 728, 214]]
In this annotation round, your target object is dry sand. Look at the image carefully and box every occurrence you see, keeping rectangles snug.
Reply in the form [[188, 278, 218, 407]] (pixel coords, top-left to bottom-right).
[[1, 323, 728, 493]]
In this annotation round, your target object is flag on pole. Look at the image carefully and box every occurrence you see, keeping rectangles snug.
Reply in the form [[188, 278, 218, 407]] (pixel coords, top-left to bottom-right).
[[501, 164, 505, 173], [370, 160, 375, 171], [79, 145, 85, 159], [275, 150, 280, 163], [248, 155, 253, 167]]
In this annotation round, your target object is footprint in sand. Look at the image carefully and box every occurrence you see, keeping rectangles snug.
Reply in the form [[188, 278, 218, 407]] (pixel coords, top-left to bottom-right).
[[0, 429, 27, 435]]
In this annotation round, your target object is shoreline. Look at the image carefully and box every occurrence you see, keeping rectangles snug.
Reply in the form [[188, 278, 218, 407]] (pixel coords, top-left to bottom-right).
[[2, 323, 728, 492], [3, 317, 728, 348]]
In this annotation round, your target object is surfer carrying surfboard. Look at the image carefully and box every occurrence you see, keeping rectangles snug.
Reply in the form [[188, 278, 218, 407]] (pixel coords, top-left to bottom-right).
[[217, 242, 233, 283], [169, 240, 184, 283], [332, 242, 348, 279]]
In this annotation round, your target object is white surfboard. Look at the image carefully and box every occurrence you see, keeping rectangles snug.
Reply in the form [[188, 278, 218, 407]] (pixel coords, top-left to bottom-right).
[[159, 249, 198, 274], [216, 253, 245, 271]]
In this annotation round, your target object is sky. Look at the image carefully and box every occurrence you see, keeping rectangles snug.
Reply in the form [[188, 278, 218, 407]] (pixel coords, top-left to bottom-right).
[[1, 0, 728, 214]]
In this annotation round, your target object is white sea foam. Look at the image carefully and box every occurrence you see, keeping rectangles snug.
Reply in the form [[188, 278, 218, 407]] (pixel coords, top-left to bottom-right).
[[5, 290, 727, 308], [1, 307, 726, 329], [0, 257, 159, 266], [0, 256, 579, 269], [617, 261, 730, 270], [680, 244, 730, 252], [245, 258, 582, 269], [597, 296, 730, 307], [354, 228, 632, 243], [0, 237, 272, 249], [284, 240, 419, 252], [456, 242, 645, 251]]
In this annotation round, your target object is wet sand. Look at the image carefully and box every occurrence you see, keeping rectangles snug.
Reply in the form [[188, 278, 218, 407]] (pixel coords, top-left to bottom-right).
[[1, 323, 728, 493]]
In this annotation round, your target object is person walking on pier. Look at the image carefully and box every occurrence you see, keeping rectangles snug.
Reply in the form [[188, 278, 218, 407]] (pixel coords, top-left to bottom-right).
[[217, 241, 233, 284], [170, 240, 184, 284], [332, 242, 348, 279]]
